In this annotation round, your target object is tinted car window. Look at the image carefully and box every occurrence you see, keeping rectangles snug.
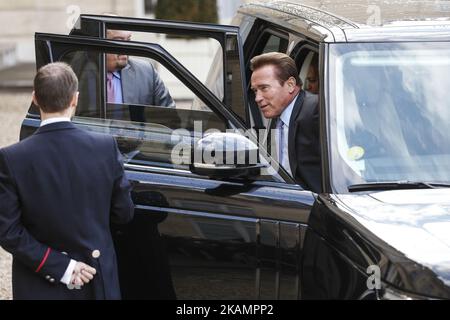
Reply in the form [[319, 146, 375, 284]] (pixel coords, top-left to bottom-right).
[[261, 33, 289, 54], [62, 50, 226, 170]]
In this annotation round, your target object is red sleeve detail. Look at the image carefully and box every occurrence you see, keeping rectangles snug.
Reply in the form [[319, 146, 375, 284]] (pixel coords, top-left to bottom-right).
[[35, 247, 51, 273]]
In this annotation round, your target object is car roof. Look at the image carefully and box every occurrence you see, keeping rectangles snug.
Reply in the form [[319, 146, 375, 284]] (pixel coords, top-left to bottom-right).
[[239, 0, 450, 42]]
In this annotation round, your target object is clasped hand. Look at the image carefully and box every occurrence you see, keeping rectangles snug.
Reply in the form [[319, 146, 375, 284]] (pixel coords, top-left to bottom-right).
[[70, 261, 96, 287]]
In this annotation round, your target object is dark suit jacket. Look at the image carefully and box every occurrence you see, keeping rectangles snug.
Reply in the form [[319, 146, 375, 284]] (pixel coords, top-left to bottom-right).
[[0, 122, 134, 300], [288, 90, 322, 193]]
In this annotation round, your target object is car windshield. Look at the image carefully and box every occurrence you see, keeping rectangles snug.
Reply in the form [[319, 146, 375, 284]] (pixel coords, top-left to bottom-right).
[[328, 42, 450, 193]]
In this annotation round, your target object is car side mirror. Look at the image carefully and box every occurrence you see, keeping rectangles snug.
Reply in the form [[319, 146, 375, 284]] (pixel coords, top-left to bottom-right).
[[189, 132, 265, 180]]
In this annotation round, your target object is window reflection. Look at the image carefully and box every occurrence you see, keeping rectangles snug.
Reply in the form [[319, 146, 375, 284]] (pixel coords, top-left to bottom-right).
[[330, 43, 450, 192]]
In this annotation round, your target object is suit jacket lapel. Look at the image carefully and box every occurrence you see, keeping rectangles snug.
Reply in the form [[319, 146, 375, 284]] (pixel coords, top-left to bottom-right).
[[288, 90, 305, 175], [121, 63, 135, 104]]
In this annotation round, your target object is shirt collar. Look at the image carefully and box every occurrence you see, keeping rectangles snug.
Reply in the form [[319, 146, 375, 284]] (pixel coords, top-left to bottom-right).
[[40, 117, 71, 127], [279, 93, 299, 128]]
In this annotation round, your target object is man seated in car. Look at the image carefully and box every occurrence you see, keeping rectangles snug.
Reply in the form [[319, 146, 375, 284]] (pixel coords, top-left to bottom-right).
[[306, 54, 319, 95]]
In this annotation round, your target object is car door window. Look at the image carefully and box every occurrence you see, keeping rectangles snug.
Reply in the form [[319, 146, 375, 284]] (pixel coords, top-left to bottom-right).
[[71, 16, 248, 131], [260, 33, 289, 54], [61, 49, 227, 170]]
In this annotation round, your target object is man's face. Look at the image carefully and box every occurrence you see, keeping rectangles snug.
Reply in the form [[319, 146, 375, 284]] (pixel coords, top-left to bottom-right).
[[251, 65, 296, 119], [106, 30, 132, 72], [306, 65, 319, 94]]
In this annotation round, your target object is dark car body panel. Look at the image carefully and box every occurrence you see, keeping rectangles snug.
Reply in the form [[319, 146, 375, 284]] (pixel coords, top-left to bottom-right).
[[308, 190, 450, 299]]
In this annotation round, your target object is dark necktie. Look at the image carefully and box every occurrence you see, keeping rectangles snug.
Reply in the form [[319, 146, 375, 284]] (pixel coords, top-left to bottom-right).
[[276, 118, 284, 165]]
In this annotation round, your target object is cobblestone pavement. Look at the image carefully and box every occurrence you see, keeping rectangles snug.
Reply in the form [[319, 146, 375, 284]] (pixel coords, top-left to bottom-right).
[[0, 248, 12, 300], [0, 91, 30, 300]]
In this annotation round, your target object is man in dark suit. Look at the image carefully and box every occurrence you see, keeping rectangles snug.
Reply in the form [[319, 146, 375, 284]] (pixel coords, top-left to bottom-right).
[[0, 62, 134, 299], [250, 52, 322, 193]]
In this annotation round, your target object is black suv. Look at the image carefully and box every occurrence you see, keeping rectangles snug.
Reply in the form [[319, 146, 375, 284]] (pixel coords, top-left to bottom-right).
[[21, 1, 450, 299]]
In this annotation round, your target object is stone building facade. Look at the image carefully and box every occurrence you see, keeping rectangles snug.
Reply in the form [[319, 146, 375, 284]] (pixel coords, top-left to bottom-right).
[[0, 0, 248, 67]]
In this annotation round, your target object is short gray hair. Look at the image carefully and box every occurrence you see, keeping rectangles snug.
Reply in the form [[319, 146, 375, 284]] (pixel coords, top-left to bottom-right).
[[33, 62, 78, 113]]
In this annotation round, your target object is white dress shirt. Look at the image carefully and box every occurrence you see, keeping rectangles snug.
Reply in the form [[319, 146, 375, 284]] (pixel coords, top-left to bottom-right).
[[40, 117, 71, 127]]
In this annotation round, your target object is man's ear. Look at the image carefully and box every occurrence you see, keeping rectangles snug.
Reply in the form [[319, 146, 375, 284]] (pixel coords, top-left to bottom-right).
[[287, 77, 297, 93], [70, 92, 79, 116], [31, 91, 39, 107], [71, 91, 79, 108]]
